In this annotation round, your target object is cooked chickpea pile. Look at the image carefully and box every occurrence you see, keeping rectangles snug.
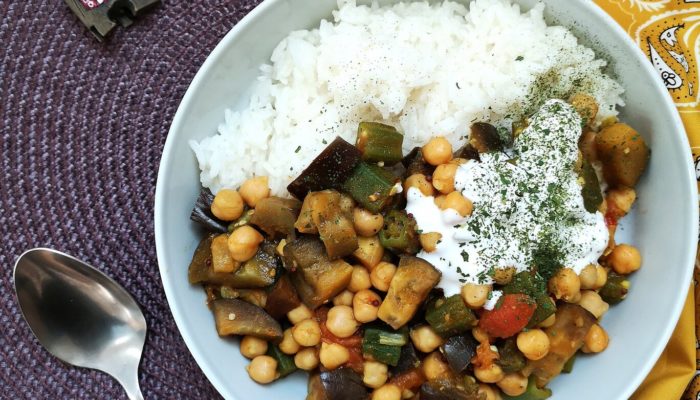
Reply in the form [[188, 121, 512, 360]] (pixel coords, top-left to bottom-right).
[[192, 93, 647, 399]]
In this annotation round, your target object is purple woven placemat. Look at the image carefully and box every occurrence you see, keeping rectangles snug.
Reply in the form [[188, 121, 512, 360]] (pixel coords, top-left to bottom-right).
[[0, 1, 263, 398]]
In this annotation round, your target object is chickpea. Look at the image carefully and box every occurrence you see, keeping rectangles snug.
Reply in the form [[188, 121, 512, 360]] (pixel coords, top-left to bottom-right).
[[579, 264, 598, 290], [516, 329, 550, 361], [422, 352, 450, 381], [472, 327, 490, 343], [607, 187, 636, 215], [240, 336, 268, 359], [372, 384, 402, 400], [227, 225, 264, 262], [432, 163, 458, 193], [420, 232, 442, 253], [583, 324, 609, 353], [349, 265, 372, 292], [422, 136, 453, 166], [410, 325, 443, 353], [441, 191, 473, 217], [371, 261, 397, 292], [474, 363, 504, 384], [569, 93, 598, 125], [246, 355, 279, 384], [497, 373, 528, 397], [492, 267, 515, 285], [294, 347, 319, 371], [363, 361, 389, 389], [595, 265, 608, 289], [292, 319, 322, 347], [434, 195, 446, 208], [319, 342, 350, 369], [462, 283, 491, 309], [608, 244, 642, 275], [478, 384, 502, 400], [548, 268, 580, 302], [239, 176, 270, 207], [578, 290, 609, 319], [354, 236, 384, 270], [287, 304, 313, 325], [333, 290, 354, 307], [353, 208, 384, 237], [326, 305, 359, 338], [211, 189, 244, 221], [353, 289, 381, 323], [404, 174, 434, 197], [279, 328, 300, 355]]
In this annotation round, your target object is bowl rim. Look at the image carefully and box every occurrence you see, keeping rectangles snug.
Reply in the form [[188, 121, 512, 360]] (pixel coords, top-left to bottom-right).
[[154, 1, 699, 399]]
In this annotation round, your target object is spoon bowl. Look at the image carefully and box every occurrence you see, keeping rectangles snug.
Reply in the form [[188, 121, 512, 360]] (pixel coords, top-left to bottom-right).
[[13, 248, 146, 400]]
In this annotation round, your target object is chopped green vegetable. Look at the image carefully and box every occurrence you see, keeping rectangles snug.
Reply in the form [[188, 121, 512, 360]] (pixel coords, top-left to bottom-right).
[[362, 328, 403, 366], [425, 295, 477, 337], [267, 343, 298, 377], [364, 327, 409, 346], [502, 271, 555, 328], [356, 122, 404, 165], [599, 272, 629, 304], [580, 160, 603, 213], [502, 377, 552, 400], [497, 337, 526, 373], [227, 209, 255, 232], [562, 354, 576, 374], [342, 162, 398, 213], [379, 210, 421, 254]]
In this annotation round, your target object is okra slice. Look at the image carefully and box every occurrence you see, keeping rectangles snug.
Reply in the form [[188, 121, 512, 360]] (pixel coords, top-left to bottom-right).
[[267, 343, 298, 378], [342, 162, 398, 213], [378, 210, 421, 254], [425, 295, 477, 337], [598, 272, 629, 304], [356, 122, 404, 165]]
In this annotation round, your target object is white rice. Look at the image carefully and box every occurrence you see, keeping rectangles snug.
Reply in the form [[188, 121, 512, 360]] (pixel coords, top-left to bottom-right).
[[190, 0, 623, 196]]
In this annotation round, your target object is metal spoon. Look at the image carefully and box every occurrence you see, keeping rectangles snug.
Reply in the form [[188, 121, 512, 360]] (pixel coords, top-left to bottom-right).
[[13, 248, 147, 400]]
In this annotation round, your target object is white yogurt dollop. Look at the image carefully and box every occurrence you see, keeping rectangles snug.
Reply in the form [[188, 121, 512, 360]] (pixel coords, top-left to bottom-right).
[[406, 99, 609, 296]]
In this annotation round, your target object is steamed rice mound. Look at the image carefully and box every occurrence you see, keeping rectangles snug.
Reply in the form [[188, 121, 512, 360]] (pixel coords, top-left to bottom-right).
[[191, 0, 623, 196]]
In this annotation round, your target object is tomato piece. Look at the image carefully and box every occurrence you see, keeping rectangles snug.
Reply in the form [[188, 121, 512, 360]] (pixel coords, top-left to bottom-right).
[[389, 368, 425, 391], [478, 293, 536, 338], [316, 307, 364, 373]]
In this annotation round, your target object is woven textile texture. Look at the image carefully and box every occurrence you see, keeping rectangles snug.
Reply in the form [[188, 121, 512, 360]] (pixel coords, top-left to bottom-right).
[[0, 1, 262, 398]]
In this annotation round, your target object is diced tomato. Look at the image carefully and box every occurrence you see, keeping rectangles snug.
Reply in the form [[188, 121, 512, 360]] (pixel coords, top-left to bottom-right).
[[478, 293, 536, 338], [389, 368, 425, 391]]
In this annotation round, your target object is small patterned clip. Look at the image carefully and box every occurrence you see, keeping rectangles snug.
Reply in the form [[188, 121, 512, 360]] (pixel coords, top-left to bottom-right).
[[64, 0, 160, 41]]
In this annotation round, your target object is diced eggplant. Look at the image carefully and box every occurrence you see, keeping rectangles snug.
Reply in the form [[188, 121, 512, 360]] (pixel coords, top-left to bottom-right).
[[295, 193, 319, 234], [378, 256, 441, 329], [220, 287, 267, 308], [264, 274, 301, 319], [440, 334, 478, 373], [356, 122, 404, 165], [283, 235, 327, 270], [211, 298, 282, 340], [394, 343, 421, 375], [227, 242, 279, 288], [343, 162, 399, 213], [580, 160, 603, 213], [190, 188, 228, 233], [496, 337, 526, 373], [307, 373, 329, 400], [420, 378, 482, 400], [526, 303, 596, 387], [311, 190, 358, 259], [595, 123, 650, 187], [353, 236, 384, 270], [318, 368, 369, 400], [211, 234, 240, 274], [288, 137, 362, 199], [250, 197, 301, 238], [286, 237, 353, 309], [454, 144, 480, 162], [402, 147, 435, 177], [469, 122, 504, 153]]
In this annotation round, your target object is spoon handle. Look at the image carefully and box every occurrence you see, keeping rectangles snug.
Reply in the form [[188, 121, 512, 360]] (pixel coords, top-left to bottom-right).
[[115, 368, 144, 400]]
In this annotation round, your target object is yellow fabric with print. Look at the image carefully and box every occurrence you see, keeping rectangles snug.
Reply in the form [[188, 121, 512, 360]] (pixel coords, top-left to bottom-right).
[[594, 0, 699, 399]]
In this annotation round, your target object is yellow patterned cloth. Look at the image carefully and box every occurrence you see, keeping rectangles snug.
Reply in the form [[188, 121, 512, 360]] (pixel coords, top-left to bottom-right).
[[593, 0, 700, 398]]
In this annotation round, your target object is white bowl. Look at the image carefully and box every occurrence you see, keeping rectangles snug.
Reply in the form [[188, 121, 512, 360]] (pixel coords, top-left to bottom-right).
[[155, 1, 698, 399]]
